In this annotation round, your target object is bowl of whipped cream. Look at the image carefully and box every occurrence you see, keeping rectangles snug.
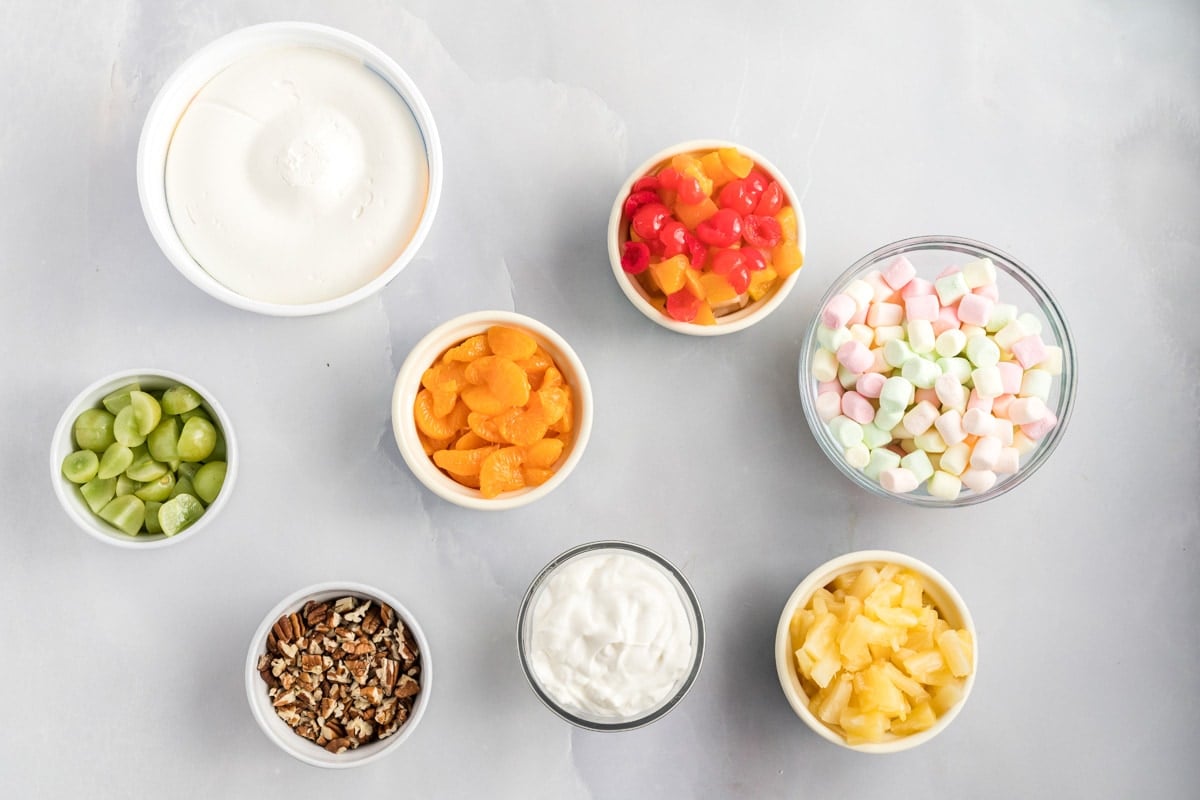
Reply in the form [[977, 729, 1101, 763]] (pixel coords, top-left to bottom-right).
[[517, 540, 705, 731], [137, 22, 443, 316]]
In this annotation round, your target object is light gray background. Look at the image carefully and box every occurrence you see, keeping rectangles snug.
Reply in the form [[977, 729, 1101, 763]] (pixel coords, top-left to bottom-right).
[[2, 1, 1197, 797]]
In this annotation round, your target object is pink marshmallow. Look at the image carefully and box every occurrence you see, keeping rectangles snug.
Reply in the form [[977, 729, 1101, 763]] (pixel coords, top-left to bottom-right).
[[904, 294, 940, 322], [868, 347, 890, 373], [821, 293, 856, 329], [902, 401, 940, 437], [992, 393, 1016, 419], [900, 277, 935, 300], [934, 409, 967, 445], [1020, 411, 1058, 440], [962, 408, 996, 437], [880, 467, 919, 493], [866, 302, 904, 327], [997, 362, 1023, 395], [970, 436, 1003, 470], [967, 388, 993, 414], [882, 256, 917, 291], [848, 304, 868, 326], [817, 379, 844, 397], [841, 391, 876, 425], [1011, 335, 1048, 369], [836, 340, 874, 374], [931, 304, 960, 336], [914, 387, 939, 407], [973, 284, 1000, 302], [935, 374, 966, 409], [1009, 397, 1049, 425], [937, 264, 962, 279], [956, 293, 995, 327], [856, 372, 886, 398], [816, 391, 842, 422], [863, 270, 894, 303]]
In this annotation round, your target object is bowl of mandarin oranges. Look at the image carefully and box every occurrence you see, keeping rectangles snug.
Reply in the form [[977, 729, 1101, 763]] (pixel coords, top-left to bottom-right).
[[392, 311, 593, 510], [608, 140, 806, 334]]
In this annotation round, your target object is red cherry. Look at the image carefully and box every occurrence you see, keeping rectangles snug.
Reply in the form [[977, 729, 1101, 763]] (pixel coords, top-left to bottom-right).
[[631, 175, 661, 193], [754, 181, 784, 216], [666, 289, 702, 322], [631, 203, 671, 240], [658, 219, 688, 257], [725, 264, 751, 294], [742, 214, 783, 248], [623, 190, 659, 220], [742, 247, 768, 272], [657, 167, 680, 190], [684, 233, 707, 270], [744, 169, 769, 200], [695, 208, 743, 247], [718, 180, 756, 216], [620, 241, 650, 274], [710, 248, 745, 276], [676, 175, 706, 205]]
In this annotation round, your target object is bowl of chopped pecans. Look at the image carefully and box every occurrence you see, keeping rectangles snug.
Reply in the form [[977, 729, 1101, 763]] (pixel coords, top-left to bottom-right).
[[245, 582, 430, 768]]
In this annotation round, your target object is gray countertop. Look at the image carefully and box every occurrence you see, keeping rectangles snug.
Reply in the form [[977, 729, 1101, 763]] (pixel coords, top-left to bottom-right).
[[2, 1, 1197, 797]]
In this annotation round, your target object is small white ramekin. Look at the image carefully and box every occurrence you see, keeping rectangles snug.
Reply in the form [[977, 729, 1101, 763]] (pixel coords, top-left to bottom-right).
[[774, 550, 978, 753], [391, 310, 593, 510], [136, 21, 443, 316], [245, 581, 432, 768], [50, 368, 237, 549], [607, 139, 807, 336]]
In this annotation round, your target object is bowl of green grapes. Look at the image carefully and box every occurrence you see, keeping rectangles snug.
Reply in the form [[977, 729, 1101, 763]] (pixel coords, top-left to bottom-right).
[[51, 369, 237, 548]]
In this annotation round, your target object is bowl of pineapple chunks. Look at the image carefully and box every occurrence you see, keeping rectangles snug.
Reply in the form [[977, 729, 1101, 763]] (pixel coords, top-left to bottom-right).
[[775, 550, 977, 752]]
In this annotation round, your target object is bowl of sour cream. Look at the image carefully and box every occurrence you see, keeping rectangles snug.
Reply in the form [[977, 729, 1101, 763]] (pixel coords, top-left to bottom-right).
[[137, 22, 443, 315], [517, 540, 705, 731]]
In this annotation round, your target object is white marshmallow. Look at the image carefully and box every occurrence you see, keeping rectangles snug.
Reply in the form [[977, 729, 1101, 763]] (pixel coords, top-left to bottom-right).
[[934, 272, 970, 306], [934, 409, 968, 445], [816, 391, 843, 422], [935, 374, 967, 410], [1019, 368, 1052, 401], [913, 429, 948, 453], [880, 467, 920, 493], [844, 443, 871, 470], [960, 468, 998, 493], [934, 328, 967, 357], [1011, 431, 1037, 457], [1008, 396, 1048, 425], [1017, 312, 1043, 336], [940, 442, 971, 476], [962, 408, 996, 436], [838, 365, 860, 390], [902, 356, 942, 389], [969, 435, 1003, 470], [849, 323, 875, 346], [927, 471, 962, 500], [971, 365, 1004, 398], [961, 257, 997, 289], [993, 319, 1030, 350], [992, 418, 1015, 446], [873, 324, 906, 346], [994, 446, 1021, 474], [813, 348, 838, 382], [884, 338, 917, 367], [1037, 345, 1064, 375], [828, 415, 864, 447], [867, 302, 904, 327], [844, 278, 875, 310], [959, 324, 986, 340], [908, 320, 936, 354]]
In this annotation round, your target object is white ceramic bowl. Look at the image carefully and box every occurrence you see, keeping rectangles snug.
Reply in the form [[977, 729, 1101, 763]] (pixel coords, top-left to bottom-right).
[[391, 311, 593, 510], [137, 21, 443, 316], [775, 550, 978, 753], [50, 368, 237, 549], [245, 581, 431, 768], [607, 139, 806, 335]]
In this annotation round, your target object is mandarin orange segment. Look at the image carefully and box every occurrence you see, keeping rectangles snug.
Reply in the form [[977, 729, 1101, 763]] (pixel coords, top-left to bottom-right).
[[446, 470, 481, 489], [467, 411, 506, 443], [465, 356, 531, 408], [498, 409, 549, 447], [539, 366, 564, 391], [524, 437, 564, 468], [431, 387, 457, 417], [479, 447, 526, 498], [461, 384, 507, 415], [550, 388, 573, 435], [776, 206, 799, 243], [718, 147, 754, 178], [674, 197, 718, 230], [516, 347, 553, 377], [772, 240, 804, 278], [433, 445, 499, 477], [521, 467, 555, 487], [418, 431, 454, 456], [422, 361, 468, 392], [415, 390, 467, 439], [533, 386, 568, 427], [486, 325, 538, 361], [443, 334, 490, 363], [453, 431, 489, 450], [700, 151, 736, 188]]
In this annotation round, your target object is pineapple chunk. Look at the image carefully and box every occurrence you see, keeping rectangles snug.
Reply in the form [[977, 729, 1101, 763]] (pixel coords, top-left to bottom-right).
[[813, 673, 854, 725], [899, 572, 925, 610], [882, 661, 929, 701], [840, 708, 889, 744], [890, 701, 937, 736], [901, 649, 946, 684], [937, 629, 973, 677], [811, 656, 841, 689], [801, 612, 838, 662], [856, 664, 907, 716], [847, 566, 881, 599], [931, 682, 964, 715]]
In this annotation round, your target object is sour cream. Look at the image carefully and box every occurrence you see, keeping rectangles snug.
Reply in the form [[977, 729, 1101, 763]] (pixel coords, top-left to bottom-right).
[[164, 46, 428, 305], [527, 549, 695, 720]]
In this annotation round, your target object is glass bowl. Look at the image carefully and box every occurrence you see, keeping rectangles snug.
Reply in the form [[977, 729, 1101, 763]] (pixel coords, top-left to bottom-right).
[[517, 540, 705, 731], [799, 235, 1077, 506]]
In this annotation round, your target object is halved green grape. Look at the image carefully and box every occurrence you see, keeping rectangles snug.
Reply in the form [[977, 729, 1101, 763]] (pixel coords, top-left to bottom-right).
[[147, 417, 179, 462], [144, 501, 163, 534], [134, 471, 175, 502], [97, 443, 134, 480], [113, 405, 147, 447], [177, 417, 216, 462], [179, 407, 211, 423], [61, 449, 99, 484], [80, 477, 116, 513], [210, 430, 227, 461], [170, 475, 196, 500], [159, 493, 204, 536], [115, 474, 141, 497], [101, 382, 141, 414], [193, 461, 226, 504], [176, 461, 200, 482], [99, 494, 145, 536], [161, 385, 202, 415], [126, 449, 169, 482], [130, 391, 162, 437], [73, 408, 116, 452]]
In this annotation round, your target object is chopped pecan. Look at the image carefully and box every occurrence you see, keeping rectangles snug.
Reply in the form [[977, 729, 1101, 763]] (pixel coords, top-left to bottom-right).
[[394, 674, 420, 699]]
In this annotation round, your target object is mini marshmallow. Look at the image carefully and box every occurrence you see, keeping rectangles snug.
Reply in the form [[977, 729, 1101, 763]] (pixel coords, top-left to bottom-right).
[[873, 324, 906, 346], [864, 448, 902, 481], [849, 323, 875, 346], [961, 257, 997, 289], [913, 428, 948, 453], [992, 393, 1015, 419], [934, 373, 967, 410], [838, 365, 859, 390], [864, 270, 894, 303], [1008, 396, 1048, 425], [969, 435, 1002, 470], [841, 391, 876, 425], [867, 302, 904, 327], [993, 319, 1030, 350], [973, 283, 1000, 302], [828, 415, 865, 448], [1019, 369, 1052, 401], [962, 408, 996, 436], [937, 264, 962, 279], [892, 423, 914, 440], [836, 340, 874, 374], [971, 365, 1004, 398], [817, 379, 844, 396], [965, 335, 1001, 368], [959, 324, 985, 340], [1017, 312, 1043, 336], [914, 387, 939, 407], [844, 443, 871, 470], [821, 294, 856, 329], [1011, 431, 1037, 457], [817, 324, 853, 353], [935, 328, 967, 357], [899, 438, 918, 454], [939, 442, 971, 476], [901, 450, 935, 484], [901, 356, 942, 389], [861, 422, 893, 449], [932, 304, 961, 336], [880, 467, 920, 494], [1011, 335, 1048, 369], [986, 303, 1018, 333], [848, 304, 868, 326], [992, 417, 1015, 446], [908, 320, 936, 354], [937, 356, 973, 384], [856, 372, 886, 398], [934, 409, 968, 446], [934, 272, 970, 306], [812, 348, 839, 382], [883, 338, 917, 367], [868, 347, 889, 374], [997, 362, 1024, 395], [994, 446, 1021, 474], [901, 277, 935, 299], [904, 294, 940, 322], [874, 405, 904, 431], [956, 293, 995, 327], [960, 468, 997, 493], [901, 400, 939, 437], [1036, 345, 1064, 375], [927, 471, 962, 500], [844, 278, 875, 310], [966, 388, 994, 413], [882, 255, 917, 290], [816, 391, 843, 422]]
